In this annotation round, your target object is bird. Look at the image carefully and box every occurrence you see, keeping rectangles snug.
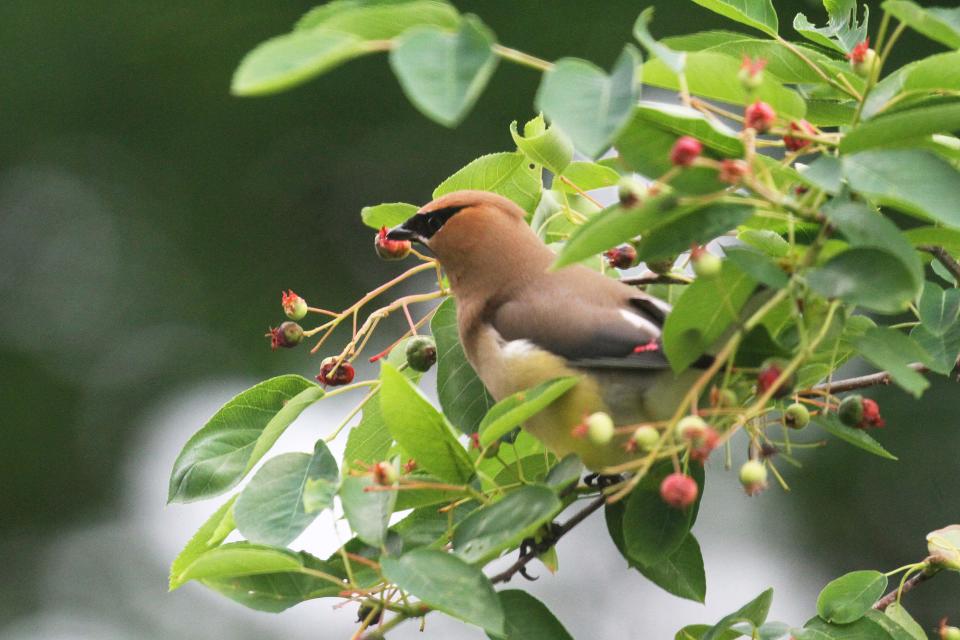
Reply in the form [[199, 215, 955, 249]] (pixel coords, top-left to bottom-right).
[[386, 190, 700, 471]]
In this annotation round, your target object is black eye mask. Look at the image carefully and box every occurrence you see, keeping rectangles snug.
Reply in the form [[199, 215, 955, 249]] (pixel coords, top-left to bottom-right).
[[386, 205, 468, 243]]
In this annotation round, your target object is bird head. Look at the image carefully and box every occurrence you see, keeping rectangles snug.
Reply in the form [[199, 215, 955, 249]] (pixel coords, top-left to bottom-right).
[[386, 190, 531, 262]]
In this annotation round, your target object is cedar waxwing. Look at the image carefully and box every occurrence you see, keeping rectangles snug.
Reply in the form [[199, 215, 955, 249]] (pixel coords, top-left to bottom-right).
[[387, 190, 699, 470]]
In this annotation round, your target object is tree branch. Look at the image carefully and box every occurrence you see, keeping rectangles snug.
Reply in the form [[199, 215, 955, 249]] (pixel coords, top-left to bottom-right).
[[873, 568, 938, 611], [489, 494, 608, 585], [620, 273, 691, 286], [802, 363, 930, 395], [918, 245, 960, 284]]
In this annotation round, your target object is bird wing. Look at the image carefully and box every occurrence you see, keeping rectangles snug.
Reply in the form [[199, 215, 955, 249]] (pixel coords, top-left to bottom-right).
[[489, 266, 672, 370]]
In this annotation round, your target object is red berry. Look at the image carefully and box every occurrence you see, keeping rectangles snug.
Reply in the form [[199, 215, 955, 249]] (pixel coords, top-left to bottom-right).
[[660, 472, 698, 509], [374, 226, 411, 260], [604, 244, 638, 270], [860, 397, 885, 429], [281, 290, 308, 320], [757, 361, 793, 398], [847, 38, 871, 64], [744, 101, 776, 133], [403, 458, 417, 473], [267, 321, 303, 350], [688, 426, 720, 463], [783, 120, 816, 152], [718, 159, 749, 184], [316, 357, 355, 386], [670, 136, 703, 167]]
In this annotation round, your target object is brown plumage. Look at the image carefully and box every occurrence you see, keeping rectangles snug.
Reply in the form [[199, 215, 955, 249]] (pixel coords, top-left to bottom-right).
[[388, 190, 696, 470]]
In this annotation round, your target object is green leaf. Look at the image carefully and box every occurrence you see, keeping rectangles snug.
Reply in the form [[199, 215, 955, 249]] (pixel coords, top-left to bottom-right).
[[556, 161, 621, 193], [431, 297, 495, 434], [554, 197, 750, 270], [675, 625, 741, 640], [863, 51, 960, 119], [643, 52, 806, 120], [452, 485, 561, 564], [823, 200, 923, 291], [690, 0, 779, 37], [169, 496, 237, 590], [478, 377, 579, 446], [488, 590, 574, 640], [663, 260, 757, 372], [798, 156, 843, 195], [910, 323, 960, 374], [510, 115, 574, 176], [544, 454, 583, 490], [804, 610, 916, 639], [381, 548, 504, 634], [344, 338, 424, 470], [817, 570, 888, 624], [851, 326, 931, 397], [633, 102, 744, 157], [842, 104, 960, 154], [807, 248, 918, 315], [738, 229, 790, 257], [883, 1, 960, 50], [793, 0, 868, 54], [884, 603, 928, 640], [814, 413, 897, 460], [361, 202, 418, 230], [927, 524, 960, 570], [234, 440, 339, 546], [698, 38, 863, 90], [380, 361, 474, 484], [296, 0, 460, 39], [607, 500, 707, 602], [434, 151, 542, 214], [633, 203, 754, 263], [905, 226, 960, 257], [633, 8, 686, 73], [389, 15, 498, 127], [168, 376, 322, 503], [535, 45, 642, 158], [623, 464, 702, 566], [919, 280, 960, 335], [232, 29, 375, 96], [340, 473, 396, 547], [724, 247, 789, 289], [177, 542, 304, 584], [702, 588, 774, 640], [202, 551, 343, 613]]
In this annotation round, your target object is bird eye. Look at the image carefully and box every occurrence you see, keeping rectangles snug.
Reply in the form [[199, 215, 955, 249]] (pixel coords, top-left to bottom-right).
[[428, 216, 443, 233]]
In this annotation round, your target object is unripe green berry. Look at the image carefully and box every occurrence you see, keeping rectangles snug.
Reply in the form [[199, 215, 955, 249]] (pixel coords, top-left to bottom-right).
[[851, 48, 877, 77], [372, 461, 398, 486], [943, 625, 960, 640], [838, 395, 864, 427], [739, 460, 768, 496], [618, 177, 646, 208], [716, 388, 738, 408], [675, 415, 707, 440], [646, 256, 676, 275], [632, 425, 659, 451], [268, 321, 304, 350], [405, 335, 437, 372], [586, 411, 615, 445], [692, 252, 722, 279], [784, 402, 810, 429], [281, 290, 308, 320]]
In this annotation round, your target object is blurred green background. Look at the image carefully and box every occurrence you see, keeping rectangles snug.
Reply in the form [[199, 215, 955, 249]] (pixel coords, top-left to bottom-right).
[[2, 0, 956, 637]]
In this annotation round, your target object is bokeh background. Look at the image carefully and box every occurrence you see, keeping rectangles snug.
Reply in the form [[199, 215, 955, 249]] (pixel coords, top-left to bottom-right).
[[2, 0, 957, 638]]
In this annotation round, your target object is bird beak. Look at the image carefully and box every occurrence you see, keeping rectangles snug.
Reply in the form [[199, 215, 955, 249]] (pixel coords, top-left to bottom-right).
[[385, 223, 416, 242]]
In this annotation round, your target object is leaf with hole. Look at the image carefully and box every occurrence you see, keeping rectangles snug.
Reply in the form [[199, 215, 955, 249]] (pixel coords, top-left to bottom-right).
[[234, 440, 339, 546]]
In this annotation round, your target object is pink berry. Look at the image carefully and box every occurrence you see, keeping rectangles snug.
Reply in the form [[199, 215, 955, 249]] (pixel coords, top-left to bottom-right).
[[783, 120, 816, 152], [744, 100, 776, 133], [670, 136, 703, 167], [659, 472, 698, 509]]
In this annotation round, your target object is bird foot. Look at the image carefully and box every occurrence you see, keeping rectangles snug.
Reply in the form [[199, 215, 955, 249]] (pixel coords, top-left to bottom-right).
[[583, 472, 624, 489], [516, 523, 563, 581]]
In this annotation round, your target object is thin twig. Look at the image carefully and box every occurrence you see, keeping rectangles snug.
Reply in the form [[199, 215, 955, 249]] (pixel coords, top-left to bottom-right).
[[873, 568, 938, 611], [489, 494, 607, 584], [804, 363, 929, 395], [918, 245, 960, 284]]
